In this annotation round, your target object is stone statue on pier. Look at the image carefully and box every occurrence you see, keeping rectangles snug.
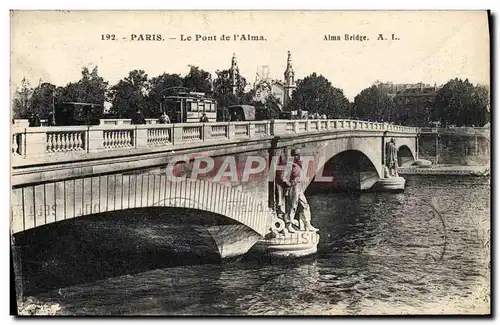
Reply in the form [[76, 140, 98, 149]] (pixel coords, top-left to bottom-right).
[[274, 154, 287, 215], [385, 138, 399, 178], [274, 148, 318, 234]]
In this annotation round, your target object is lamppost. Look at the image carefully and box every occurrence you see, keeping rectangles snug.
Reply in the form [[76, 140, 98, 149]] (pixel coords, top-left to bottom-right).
[[382, 130, 388, 168], [51, 89, 56, 126], [315, 97, 319, 118], [435, 133, 440, 165]]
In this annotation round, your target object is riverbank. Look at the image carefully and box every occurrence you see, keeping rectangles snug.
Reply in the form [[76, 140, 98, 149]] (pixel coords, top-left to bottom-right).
[[398, 164, 490, 176]]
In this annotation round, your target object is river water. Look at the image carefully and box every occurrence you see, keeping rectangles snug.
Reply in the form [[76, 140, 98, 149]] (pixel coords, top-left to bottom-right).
[[18, 175, 490, 315]]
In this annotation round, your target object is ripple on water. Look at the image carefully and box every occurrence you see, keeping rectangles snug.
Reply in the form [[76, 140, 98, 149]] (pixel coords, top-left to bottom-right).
[[25, 175, 490, 315]]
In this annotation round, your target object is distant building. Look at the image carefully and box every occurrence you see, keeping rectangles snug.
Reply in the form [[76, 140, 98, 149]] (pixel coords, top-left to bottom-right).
[[393, 83, 440, 126], [282, 51, 296, 108], [373, 80, 433, 98], [252, 51, 296, 109], [254, 79, 286, 108], [230, 53, 239, 95]]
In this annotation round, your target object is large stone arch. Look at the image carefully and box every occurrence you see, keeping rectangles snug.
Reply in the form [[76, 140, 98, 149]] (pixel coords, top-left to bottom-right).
[[298, 136, 383, 191], [11, 205, 263, 293], [397, 145, 416, 167], [393, 136, 417, 163], [11, 175, 270, 237]]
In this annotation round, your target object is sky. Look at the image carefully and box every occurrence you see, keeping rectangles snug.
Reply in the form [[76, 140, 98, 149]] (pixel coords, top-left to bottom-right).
[[10, 10, 490, 100]]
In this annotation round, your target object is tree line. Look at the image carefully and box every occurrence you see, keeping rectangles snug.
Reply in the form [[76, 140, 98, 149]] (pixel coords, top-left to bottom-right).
[[12, 65, 490, 127], [288, 76, 489, 127]]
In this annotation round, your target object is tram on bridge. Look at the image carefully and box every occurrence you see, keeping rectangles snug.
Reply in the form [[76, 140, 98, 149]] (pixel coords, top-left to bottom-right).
[[160, 87, 217, 123], [54, 102, 103, 126]]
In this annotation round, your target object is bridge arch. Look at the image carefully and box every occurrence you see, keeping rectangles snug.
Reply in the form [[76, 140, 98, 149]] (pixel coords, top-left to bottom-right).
[[393, 137, 417, 165], [11, 205, 258, 293], [11, 176, 270, 239], [397, 145, 416, 167], [306, 149, 381, 193], [297, 136, 383, 192]]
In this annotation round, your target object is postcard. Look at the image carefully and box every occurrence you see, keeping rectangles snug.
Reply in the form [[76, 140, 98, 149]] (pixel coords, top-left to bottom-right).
[[10, 10, 490, 316]]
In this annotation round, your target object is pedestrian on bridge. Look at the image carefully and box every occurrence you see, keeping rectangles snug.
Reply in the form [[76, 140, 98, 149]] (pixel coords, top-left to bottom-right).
[[297, 108, 303, 120], [159, 112, 171, 124], [199, 113, 209, 123], [29, 112, 41, 127], [131, 109, 146, 125]]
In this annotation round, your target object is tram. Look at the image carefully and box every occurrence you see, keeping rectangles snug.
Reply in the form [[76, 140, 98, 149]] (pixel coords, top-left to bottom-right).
[[54, 102, 103, 126], [227, 105, 256, 121], [160, 87, 218, 123]]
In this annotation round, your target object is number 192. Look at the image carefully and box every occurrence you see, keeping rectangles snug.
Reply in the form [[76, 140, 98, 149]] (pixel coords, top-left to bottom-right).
[[101, 34, 116, 40]]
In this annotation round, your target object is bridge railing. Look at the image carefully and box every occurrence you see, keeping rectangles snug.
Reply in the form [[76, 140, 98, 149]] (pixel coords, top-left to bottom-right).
[[12, 126, 26, 157], [272, 119, 418, 134], [419, 127, 490, 138], [11, 119, 418, 161], [99, 118, 159, 125]]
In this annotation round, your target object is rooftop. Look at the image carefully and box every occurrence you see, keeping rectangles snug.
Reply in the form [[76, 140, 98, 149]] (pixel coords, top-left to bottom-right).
[[395, 87, 439, 97]]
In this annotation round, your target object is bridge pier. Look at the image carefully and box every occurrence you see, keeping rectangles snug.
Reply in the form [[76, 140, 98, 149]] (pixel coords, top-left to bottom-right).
[[199, 225, 262, 259], [371, 176, 406, 192], [250, 230, 320, 258]]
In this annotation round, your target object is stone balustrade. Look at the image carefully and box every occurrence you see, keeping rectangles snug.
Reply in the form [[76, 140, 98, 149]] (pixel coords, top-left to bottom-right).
[[420, 127, 490, 137], [11, 119, 419, 163], [99, 118, 159, 125], [12, 126, 25, 156]]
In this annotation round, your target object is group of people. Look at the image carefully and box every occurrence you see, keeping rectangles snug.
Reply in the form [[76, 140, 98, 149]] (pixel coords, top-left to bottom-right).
[[130, 109, 210, 125], [312, 112, 328, 120], [28, 112, 55, 127], [295, 109, 328, 120]]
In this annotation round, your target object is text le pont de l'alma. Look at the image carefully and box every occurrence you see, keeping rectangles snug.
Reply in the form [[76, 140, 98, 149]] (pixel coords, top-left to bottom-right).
[[180, 34, 266, 41]]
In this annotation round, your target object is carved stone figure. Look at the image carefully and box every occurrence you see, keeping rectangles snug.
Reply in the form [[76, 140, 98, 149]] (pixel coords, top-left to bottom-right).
[[385, 138, 399, 177], [275, 148, 318, 233], [274, 151, 297, 233]]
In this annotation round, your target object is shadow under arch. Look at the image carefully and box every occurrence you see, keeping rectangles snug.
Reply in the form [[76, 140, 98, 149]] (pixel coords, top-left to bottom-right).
[[11, 176, 269, 237], [305, 150, 381, 195], [11, 206, 258, 295], [397, 145, 415, 167]]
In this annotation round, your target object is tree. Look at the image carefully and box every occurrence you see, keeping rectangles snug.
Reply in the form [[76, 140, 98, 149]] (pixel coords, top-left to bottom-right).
[[434, 78, 490, 127], [78, 66, 108, 105], [108, 70, 150, 118], [12, 78, 33, 119], [347, 101, 355, 119], [353, 85, 396, 122], [58, 66, 108, 106], [183, 65, 212, 94], [146, 73, 184, 117], [212, 69, 247, 109], [472, 85, 491, 126], [288, 73, 349, 118], [243, 87, 258, 105], [256, 94, 282, 120], [30, 82, 57, 119], [326, 87, 350, 118]]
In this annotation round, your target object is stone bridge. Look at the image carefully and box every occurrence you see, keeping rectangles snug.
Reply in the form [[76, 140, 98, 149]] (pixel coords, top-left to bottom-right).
[[11, 119, 418, 258], [418, 127, 491, 165]]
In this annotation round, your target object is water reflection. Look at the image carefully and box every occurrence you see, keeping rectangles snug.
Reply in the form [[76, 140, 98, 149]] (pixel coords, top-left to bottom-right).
[[18, 176, 490, 315], [13, 208, 231, 295]]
